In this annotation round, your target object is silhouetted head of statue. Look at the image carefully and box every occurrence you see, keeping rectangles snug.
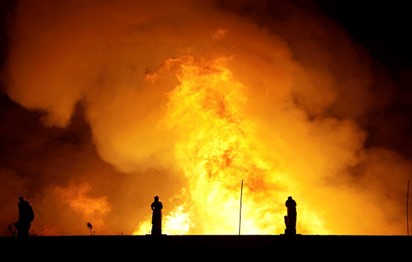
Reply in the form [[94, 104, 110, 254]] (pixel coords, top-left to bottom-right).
[[154, 196, 159, 200], [288, 196, 292, 200]]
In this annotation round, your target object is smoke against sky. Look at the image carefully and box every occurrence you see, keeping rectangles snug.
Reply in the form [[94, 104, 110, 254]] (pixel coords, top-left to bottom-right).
[[1, 0, 411, 236]]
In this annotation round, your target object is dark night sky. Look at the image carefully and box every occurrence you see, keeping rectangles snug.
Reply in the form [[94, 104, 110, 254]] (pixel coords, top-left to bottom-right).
[[319, 1, 412, 157], [221, 0, 412, 158], [287, 0, 412, 157], [319, 1, 412, 69]]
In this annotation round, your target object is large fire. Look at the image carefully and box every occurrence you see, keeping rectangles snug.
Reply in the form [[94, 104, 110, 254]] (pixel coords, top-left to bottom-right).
[[134, 55, 309, 235], [0, 0, 411, 236]]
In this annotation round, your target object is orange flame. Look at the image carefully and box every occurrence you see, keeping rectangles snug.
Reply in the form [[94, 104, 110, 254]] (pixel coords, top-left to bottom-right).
[[133, 55, 328, 235], [55, 182, 111, 233]]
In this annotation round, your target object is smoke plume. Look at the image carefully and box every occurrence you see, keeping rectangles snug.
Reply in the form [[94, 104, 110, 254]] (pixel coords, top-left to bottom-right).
[[0, 0, 411, 236]]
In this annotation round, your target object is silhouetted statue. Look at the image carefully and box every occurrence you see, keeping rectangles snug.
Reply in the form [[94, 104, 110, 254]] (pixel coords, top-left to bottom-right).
[[151, 195, 163, 235], [284, 196, 297, 235], [87, 222, 94, 235], [16, 196, 34, 237]]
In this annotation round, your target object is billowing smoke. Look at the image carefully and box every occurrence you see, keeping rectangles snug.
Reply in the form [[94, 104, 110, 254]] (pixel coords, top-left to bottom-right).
[[1, 0, 411, 236]]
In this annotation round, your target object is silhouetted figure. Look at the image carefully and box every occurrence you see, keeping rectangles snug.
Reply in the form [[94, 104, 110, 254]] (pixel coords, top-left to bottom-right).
[[284, 196, 297, 235], [151, 195, 163, 235], [16, 196, 34, 237], [87, 222, 94, 235]]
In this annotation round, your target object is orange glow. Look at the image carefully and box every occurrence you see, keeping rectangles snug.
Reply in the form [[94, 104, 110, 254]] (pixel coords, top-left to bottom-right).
[[55, 183, 111, 233], [131, 55, 327, 235], [1, 0, 411, 237]]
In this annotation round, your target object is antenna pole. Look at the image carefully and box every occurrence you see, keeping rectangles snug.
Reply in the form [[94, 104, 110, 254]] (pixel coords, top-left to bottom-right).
[[239, 180, 243, 235], [407, 180, 410, 236]]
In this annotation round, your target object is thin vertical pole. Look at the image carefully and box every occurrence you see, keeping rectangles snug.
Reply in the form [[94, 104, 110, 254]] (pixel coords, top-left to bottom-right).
[[407, 180, 410, 236], [239, 180, 243, 235]]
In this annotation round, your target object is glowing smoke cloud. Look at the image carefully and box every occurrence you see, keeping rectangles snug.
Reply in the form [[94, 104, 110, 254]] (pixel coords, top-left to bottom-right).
[[0, 0, 411, 236]]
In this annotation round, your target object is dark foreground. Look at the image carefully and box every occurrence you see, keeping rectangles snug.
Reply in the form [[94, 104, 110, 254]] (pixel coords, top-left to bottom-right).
[[1, 234, 411, 258]]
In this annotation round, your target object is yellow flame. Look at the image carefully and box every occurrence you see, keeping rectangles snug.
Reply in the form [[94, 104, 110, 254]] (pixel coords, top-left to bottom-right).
[[133, 55, 328, 235]]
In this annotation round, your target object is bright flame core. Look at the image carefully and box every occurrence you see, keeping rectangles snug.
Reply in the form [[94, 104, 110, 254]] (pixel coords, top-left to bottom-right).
[[133, 55, 327, 235]]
